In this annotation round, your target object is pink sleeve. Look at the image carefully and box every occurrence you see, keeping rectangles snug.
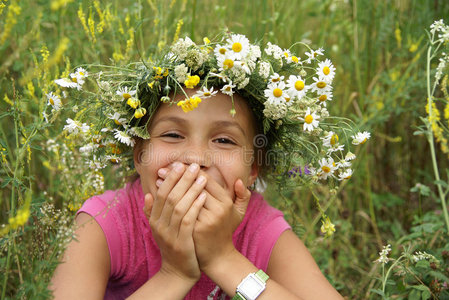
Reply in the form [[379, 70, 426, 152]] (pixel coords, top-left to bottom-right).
[[254, 215, 291, 271], [77, 195, 124, 278]]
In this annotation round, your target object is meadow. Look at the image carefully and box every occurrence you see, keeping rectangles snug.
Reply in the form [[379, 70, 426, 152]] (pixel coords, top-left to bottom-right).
[[1, 0, 449, 299]]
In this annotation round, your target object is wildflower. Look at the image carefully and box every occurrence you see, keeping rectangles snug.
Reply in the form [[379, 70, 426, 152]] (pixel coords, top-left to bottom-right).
[[300, 108, 320, 132], [321, 131, 344, 153], [335, 158, 351, 169], [305, 47, 324, 64], [73, 67, 88, 81], [174, 63, 189, 82], [263, 101, 288, 120], [171, 37, 195, 60], [345, 151, 356, 161], [113, 129, 135, 146], [265, 42, 283, 60], [194, 86, 217, 99], [107, 112, 127, 126], [375, 244, 392, 264], [264, 81, 289, 105], [46, 92, 62, 110], [317, 91, 333, 107], [226, 34, 250, 60], [287, 75, 308, 101], [177, 97, 202, 113], [320, 216, 336, 237], [269, 73, 284, 83], [184, 75, 200, 89], [338, 169, 353, 181], [64, 118, 90, 134], [134, 107, 147, 119], [352, 131, 371, 145], [412, 251, 438, 263], [257, 61, 271, 79], [214, 44, 228, 59], [316, 59, 336, 83], [106, 155, 121, 164], [116, 86, 136, 100], [54, 77, 80, 89], [126, 97, 140, 109], [311, 76, 332, 94], [318, 157, 335, 180], [221, 82, 236, 96], [217, 55, 235, 71]]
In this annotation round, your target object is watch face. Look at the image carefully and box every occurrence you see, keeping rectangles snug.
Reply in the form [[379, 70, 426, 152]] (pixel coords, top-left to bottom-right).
[[239, 274, 265, 300]]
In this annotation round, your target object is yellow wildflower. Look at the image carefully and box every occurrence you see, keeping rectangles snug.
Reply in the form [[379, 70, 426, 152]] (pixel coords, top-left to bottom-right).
[[0, 0, 22, 44], [173, 19, 184, 42], [177, 97, 202, 112], [184, 75, 200, 89], [134, 107, 147, 119], [127, 97, 140, 109], [320, 216, 336, 237]]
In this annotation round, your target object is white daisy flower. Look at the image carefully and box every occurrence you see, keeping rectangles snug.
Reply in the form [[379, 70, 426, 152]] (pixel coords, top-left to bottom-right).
[[79, 143, 97, 155], [338, 169, 353, 181], [116, 86, 137, 100], [194, 86, 217, 99], [209, 72, 230, 83], [63, 118, 90, 134], [321, 131, 344, 153], [214, 44, 229, 59], [54, 77, 80, 89], [264, 81, 289, 105], [305, 47, 324, 63], [311, 76, 332, 94], [217, 54, 236, 72], [345, 151, 356, 161], [282, 49, 292, 60], [316, 59, 336, 83], [221, 82, 236, 96], [113, 129, 135, 147], [336, 158, 351, 169], [69, 72, 85, 87], [46, 92, 62, 110], [318, 157, 336, 180], [269, 73, 284, 83], [107, 112, 127, 126], [300, 108, 320, 132], [317, 91, 333, 107], [287, 75, 308, 101], [105, 155, 121, 164], [287, 54, 301, 64], [352, 131, 371, 145], [74, 67, 88, 80], [226, 34, 250, 60]]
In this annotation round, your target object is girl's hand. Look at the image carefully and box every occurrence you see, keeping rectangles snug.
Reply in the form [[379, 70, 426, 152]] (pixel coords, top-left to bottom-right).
[[193, 171, 252, 273], [144, 162, 207, 283]]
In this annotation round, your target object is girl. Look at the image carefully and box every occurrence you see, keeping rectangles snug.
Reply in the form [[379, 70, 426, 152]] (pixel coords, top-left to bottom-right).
[[50, 33, 357, 299]]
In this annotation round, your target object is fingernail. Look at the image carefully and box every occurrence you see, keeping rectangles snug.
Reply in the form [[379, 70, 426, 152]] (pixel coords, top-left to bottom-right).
[[174, 162, 184, 172], [158, 168, 167, 177], [195, 175, 206, 185], [198, 192, 206, 201], [156, 178, 163, 187], [188, 163, 199, 173]]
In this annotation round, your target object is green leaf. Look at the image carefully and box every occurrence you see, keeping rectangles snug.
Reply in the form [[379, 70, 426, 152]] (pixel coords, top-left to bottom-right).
[[434, 180, 449, 189]]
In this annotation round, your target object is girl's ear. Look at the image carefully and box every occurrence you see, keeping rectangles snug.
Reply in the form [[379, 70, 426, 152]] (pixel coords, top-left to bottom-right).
[[247, 161, 259, 187]]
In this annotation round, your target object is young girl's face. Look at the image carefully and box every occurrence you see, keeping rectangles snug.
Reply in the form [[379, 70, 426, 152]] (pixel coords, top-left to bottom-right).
[[134, 91, 259, 200]]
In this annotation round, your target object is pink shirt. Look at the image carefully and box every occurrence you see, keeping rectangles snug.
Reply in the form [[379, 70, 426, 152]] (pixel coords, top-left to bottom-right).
[[78, 178, 291, 299]]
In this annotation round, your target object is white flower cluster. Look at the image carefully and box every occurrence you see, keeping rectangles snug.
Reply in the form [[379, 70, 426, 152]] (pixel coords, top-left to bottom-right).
[[375, 244, 392, 264], [412, 251, 438, 263], [430, 19, 449, 43]]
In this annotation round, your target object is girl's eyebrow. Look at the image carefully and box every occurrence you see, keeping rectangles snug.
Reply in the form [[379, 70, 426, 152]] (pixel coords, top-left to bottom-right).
[[154, 116, 247, 136]]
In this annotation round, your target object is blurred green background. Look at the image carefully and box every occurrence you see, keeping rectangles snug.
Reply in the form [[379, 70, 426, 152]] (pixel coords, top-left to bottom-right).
[[1, 0, 449, 298]]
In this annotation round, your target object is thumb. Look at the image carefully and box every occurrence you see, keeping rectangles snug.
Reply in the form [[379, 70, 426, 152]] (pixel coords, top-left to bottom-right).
[[233, 179, 252, 218], [143, 193, 154, 220]]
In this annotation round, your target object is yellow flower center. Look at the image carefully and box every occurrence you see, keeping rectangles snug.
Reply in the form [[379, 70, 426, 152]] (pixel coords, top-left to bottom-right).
[[295, 80, 304, 91], [305, 114, 313, 124], [322, 166, 331, 173], [71, 77, 77, 83], [114, 119, 121, 125], [317, 81, 326, 89], [271, 77, 280, 82], [323, 66, 330, 75], [204, 92, 211, 96], [273, 88, 283, 98], [330, 134, 339, 145], [291, 56, 299, 63], [232, 42, 242, 53], [79, 71, 85, 76], [285, 96, 291, 102], [319, 94, 327, 102], [361, 138, 367, 144], [123, 93, 131, 100], [284, 52, 289, 58], [49, 98, 54, 105], [219, 48, 226, 54], [223, 59, 234, 69], [345, 174, 352, 179]]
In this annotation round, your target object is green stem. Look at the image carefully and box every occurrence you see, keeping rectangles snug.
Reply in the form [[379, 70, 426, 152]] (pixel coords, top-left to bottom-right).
[[426, 45, 449, 234]]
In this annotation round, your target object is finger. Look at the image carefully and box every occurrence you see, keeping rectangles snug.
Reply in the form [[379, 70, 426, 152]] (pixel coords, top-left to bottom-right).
[[178, 192, 207, 239], [198, 170, 229, 203], [152, 162, 186, 220], [160, 163, 201, 226], [233, 179, 252, 217], [169, 175, 207, 230], [144, 193, 154, 220]]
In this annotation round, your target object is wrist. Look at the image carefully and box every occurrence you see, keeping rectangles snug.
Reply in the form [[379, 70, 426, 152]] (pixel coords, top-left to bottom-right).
[[159, 265, 200, 286]]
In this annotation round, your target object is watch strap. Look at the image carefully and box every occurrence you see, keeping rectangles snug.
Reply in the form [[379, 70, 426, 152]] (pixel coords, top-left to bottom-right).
[[231, 270, 269, 300], [255, 269, 269, 282]]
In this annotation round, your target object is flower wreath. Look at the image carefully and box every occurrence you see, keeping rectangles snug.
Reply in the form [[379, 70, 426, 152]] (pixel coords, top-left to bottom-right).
[[49, 32, 369, 196]]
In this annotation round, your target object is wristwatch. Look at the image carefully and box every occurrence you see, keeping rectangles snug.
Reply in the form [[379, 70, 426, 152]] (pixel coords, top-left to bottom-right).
[[232, 269, 269, 300]]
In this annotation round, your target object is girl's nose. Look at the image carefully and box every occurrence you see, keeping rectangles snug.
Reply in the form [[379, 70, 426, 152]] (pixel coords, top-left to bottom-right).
[[181, 143, 211, 169]]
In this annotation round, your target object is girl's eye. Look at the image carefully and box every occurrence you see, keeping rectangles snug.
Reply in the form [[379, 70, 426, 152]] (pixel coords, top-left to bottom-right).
[[214, 137, 236, 145], [161, 133, 183, 139]]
